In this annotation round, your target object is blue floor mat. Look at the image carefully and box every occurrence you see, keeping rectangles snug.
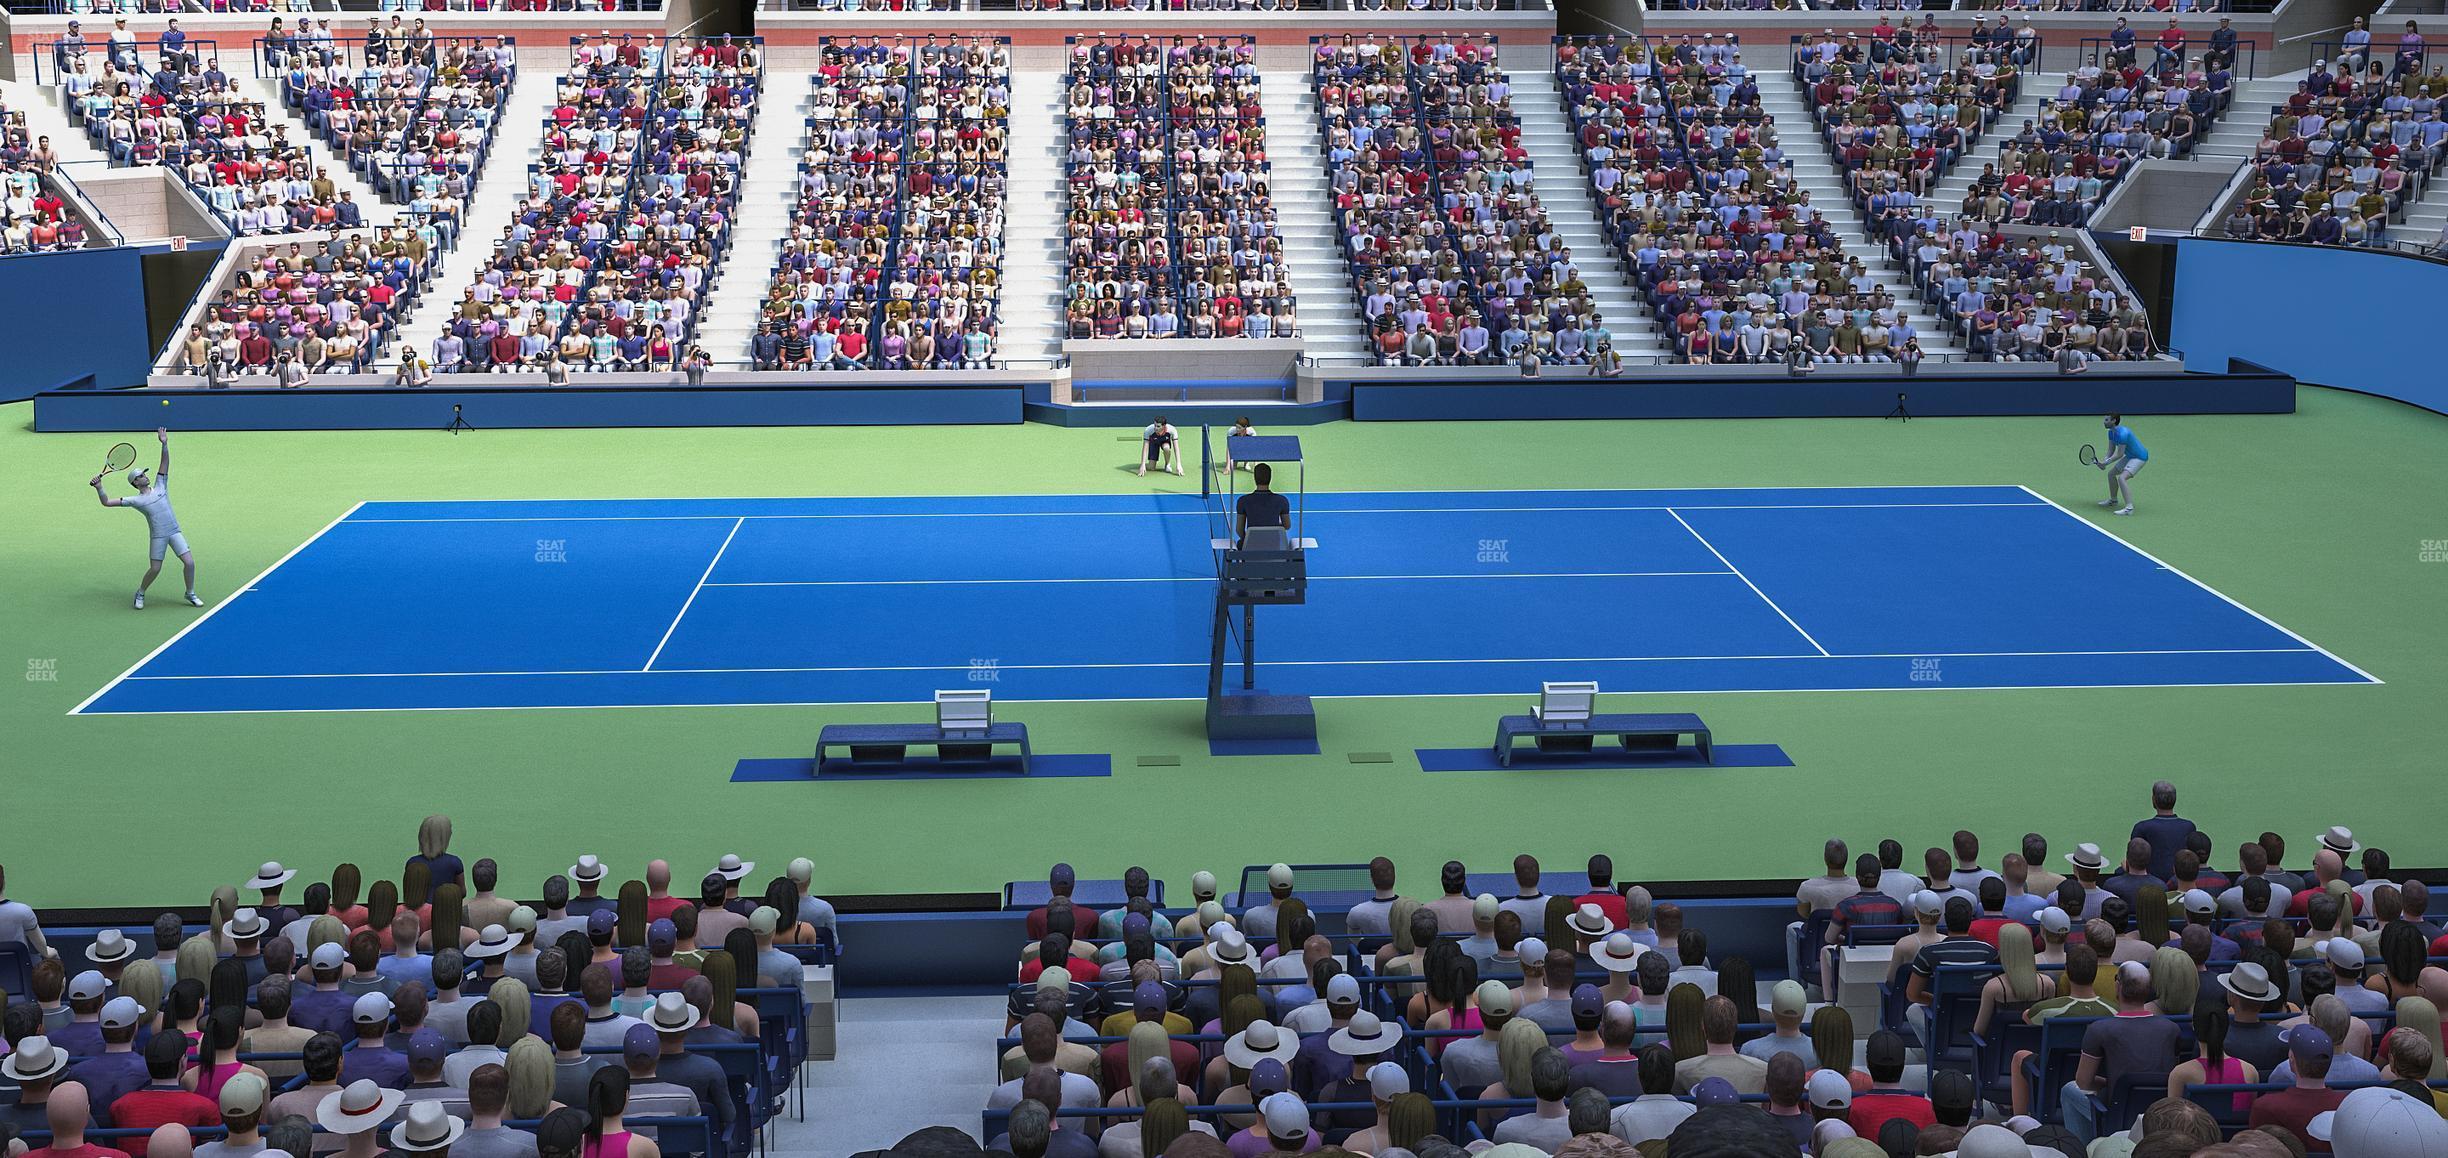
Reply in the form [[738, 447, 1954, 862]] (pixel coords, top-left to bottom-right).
[[1414, 743, 1793, 772], [1208, 738, 1323, 757], [731, 754, 1113, 782]]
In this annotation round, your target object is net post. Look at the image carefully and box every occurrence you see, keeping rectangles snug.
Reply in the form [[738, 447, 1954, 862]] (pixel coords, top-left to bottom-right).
[[1201, 425, 1212, 500]]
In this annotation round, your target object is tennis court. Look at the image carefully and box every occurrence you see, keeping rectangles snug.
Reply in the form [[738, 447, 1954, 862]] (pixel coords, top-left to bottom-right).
[[72, 484, 2376, 715]]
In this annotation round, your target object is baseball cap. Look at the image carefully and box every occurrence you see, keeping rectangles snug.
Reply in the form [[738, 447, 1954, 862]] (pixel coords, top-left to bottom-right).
[[1048, 863, 1075, 887], [1910, 890, 1943, 917], [1259, 1092, 1309, 1139], [1931, 1068, 1976, 1114], [352, 993, 393, 1026], [648, 919, 677, 950], [1326, 974, 1361, 1007], [749, 908, 779, 936], [2310, 1085, 2448, 1152], [2325, 939, 2367, 971], [1475, 979, 1516, 1016], [1367, 1061, 1408, 1100], [1689, 1076, 1741, 1106], [100, 997, 143, 1030], [1267, 863, 1295, 890], [1570, 984, 1603, 1020], [587, 908, 618, 936], [311, 942, 347, 970], [220, 1072, 269, 1115], [1806, 1069, 1853, 1109], [1472, 893, 1500, 923], [1248, 1057, 1290, 1097], [622, 1023, 660, 1065], [1865, 1032, 1908, 1072], [68, 971, 108, 1002], [1955, 1124, 2032, 1158], [1771, 979, 1808, 1018], [2180, 889, 2217, 916], [1190, 870, 1218, 898], [1516, 937, 1548, 963], [2282, 1022, 2335, 1063], [408, 1029, 447, 1067], [1132, 981, 1166, 1015], [2036, 907, 2072, 935]]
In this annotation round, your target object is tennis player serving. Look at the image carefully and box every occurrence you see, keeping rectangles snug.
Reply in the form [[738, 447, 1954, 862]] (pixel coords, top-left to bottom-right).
[[2096, 414, 2148, 516], [91, 428, 202, 610]]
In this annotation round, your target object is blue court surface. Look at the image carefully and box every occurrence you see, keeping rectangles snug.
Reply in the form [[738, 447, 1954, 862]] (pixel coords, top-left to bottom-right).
[[74, 485, 2376, 715]]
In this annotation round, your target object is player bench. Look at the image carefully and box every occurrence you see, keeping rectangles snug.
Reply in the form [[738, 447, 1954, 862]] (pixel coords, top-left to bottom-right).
[[1492, 684, 1712, 766], [813, 689, 1033, 776]]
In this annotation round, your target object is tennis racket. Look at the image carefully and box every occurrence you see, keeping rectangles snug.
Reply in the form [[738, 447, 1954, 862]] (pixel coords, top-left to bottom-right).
[[102, 442, 138, 477], [2078, 444, 2099, 468]]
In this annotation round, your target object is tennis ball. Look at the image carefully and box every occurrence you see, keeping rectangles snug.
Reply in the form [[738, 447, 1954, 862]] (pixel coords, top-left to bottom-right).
[[162, 399, 171, 406]]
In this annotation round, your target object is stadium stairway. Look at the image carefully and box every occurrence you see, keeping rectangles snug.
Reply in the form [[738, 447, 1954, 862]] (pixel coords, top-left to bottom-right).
[[2191, 73, 2307, 165], [8, 79, 112, 168], [387, 57, 559, 368], [1754, 68, 1965, 356], [1256, 69, 1371, 364], [691, 78, 812, 364], [1925, 84, 2049, 221], [995, 67, 1066, 367], [239, 72, 395, 228], [1509, 68, 1669, 360], [2397, 167, 2448, 246]]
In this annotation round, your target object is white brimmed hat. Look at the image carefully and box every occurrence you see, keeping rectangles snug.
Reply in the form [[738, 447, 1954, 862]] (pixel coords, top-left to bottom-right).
[[2219, 962, 2281, 1004], [2064, 843, 2107, 871], [2321, 826, 2360, 856], [714, 854, 756, 881], [317, 1080, 404, 1135], [1592, 932, 1646, 972], [1564, 903, 1613, 939], [1208, 926, 1252, 967], [388, 1100, 466, 1152], [89, 927, 138, 965], [247, 862, 300, 891], [224, 907, 272, 941], [1, 1036, 69, 1082], [466, 924, 520, 959], [569, 855, 608, 883], [1224, 1019, 1301, 1069], [645, 990, 701, 1033], [1328, 1010, 1404, 1056]]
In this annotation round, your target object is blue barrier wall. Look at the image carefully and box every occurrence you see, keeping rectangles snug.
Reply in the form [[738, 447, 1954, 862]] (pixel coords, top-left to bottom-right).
[[0, 247, 156, 403], [34, 383, 1028, 431], [2173, 238, 2448, 417]]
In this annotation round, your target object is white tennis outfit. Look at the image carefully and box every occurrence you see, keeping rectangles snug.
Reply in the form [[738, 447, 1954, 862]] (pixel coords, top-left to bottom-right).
[[125, 479, 188, 561]]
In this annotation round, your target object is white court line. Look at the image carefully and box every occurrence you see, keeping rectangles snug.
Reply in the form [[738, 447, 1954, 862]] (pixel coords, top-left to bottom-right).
[[75, 678, 2378, 717], [1664, 508, 1833, 657], [116, 647, 2322, 681], [69, 501, 368, 717], [356, 483, 2034, 506], [342, 502, 2051, 524], [640, 517, 743, 673], [2012, 485, 2383, 685], [699, 570, 1739, 588]]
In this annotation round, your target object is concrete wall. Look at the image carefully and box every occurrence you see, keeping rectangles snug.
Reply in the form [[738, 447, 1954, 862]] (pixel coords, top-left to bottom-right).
[[68, 167, 225, 245], [2093, 157, 2247, 234]]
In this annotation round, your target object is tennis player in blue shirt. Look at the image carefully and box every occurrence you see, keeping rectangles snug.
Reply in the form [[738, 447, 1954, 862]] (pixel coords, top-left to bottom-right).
[[2097, 414, 2148, 516]]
